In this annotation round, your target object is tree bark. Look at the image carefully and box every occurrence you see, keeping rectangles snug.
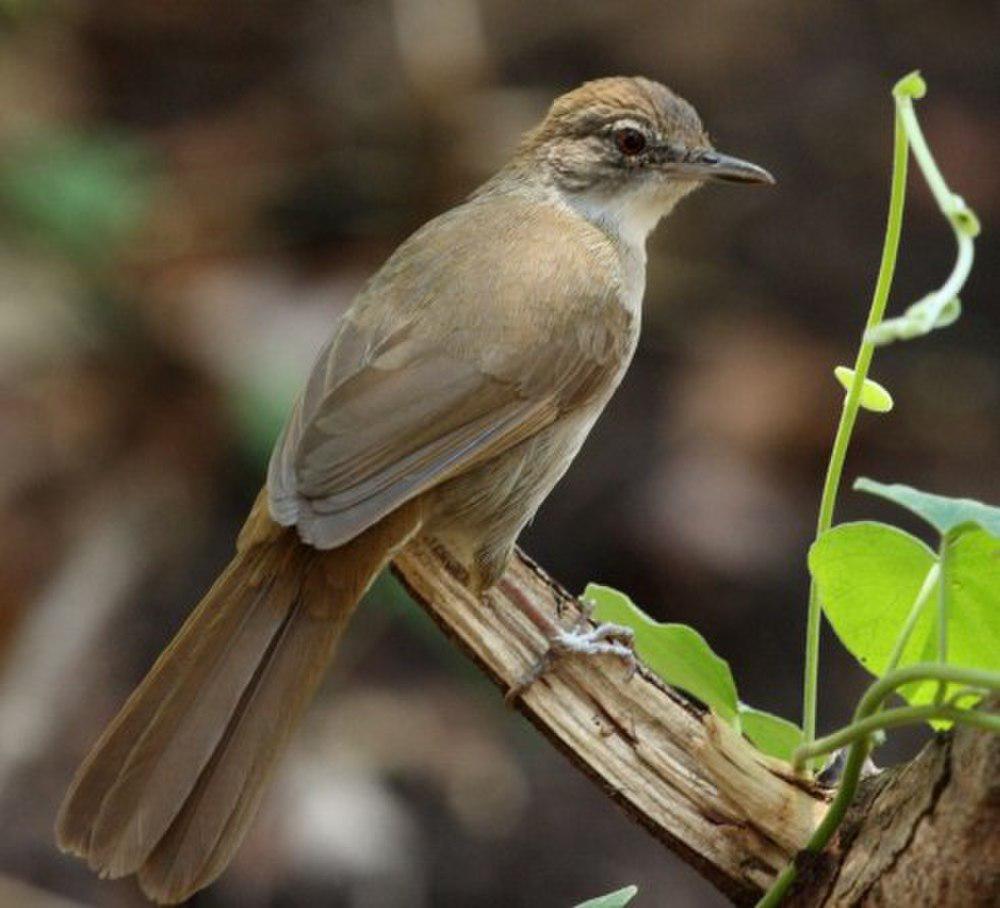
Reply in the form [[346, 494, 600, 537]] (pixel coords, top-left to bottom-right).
[[391, 539, 998, 906], [788, 705, 999, 906]]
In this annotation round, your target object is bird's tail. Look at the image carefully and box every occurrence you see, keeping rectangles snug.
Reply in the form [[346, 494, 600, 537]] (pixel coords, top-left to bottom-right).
[[56, 493, 422, 904]]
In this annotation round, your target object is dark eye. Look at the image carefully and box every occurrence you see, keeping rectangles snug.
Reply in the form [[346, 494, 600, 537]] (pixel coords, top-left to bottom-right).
[[614, 127, 647, 156]]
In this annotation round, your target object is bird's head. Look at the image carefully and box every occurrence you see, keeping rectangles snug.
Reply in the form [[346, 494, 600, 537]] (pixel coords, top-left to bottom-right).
[[518, 76, 774, 245]]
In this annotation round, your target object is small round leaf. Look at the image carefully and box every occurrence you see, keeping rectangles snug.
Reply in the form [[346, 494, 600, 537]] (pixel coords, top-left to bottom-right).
[[834, 366, 894, 413]]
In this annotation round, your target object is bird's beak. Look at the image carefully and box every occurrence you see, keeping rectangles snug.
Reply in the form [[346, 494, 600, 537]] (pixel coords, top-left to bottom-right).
[[672, 149, 775, 185]]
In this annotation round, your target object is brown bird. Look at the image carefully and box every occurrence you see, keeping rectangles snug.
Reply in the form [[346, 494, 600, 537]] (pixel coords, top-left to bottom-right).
[[56, 76, 773, 903]]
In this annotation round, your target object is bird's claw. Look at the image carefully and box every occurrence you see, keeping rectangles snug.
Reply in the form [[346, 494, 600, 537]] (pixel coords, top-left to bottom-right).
[[505, 620, 637, 704]]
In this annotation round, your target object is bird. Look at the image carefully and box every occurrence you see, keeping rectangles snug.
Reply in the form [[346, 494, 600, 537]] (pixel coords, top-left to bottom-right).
[[56, 76, 773, 903]]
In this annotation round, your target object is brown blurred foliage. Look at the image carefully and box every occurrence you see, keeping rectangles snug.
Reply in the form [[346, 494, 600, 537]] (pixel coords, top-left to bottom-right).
[[0, 2, 997, 906]]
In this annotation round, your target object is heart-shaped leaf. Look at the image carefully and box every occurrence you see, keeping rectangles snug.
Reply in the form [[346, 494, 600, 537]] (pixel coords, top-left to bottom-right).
[[855, 478, 1000, 539], [811, 520, 1000, 717], [809, 522, 938, 678]]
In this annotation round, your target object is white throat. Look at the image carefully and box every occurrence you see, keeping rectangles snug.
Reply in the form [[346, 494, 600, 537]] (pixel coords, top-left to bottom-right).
[[562, 186, 668, 254]]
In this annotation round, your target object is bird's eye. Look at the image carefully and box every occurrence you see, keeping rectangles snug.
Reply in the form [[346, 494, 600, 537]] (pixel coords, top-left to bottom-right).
[[614, 127, 647, 156]]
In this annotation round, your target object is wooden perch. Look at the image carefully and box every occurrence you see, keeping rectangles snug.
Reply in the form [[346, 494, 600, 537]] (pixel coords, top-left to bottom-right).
[[393, 539, 830, 905]]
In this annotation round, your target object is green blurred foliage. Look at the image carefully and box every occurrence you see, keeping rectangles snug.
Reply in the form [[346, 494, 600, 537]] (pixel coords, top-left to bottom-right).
[[0, 130, 153, 265]]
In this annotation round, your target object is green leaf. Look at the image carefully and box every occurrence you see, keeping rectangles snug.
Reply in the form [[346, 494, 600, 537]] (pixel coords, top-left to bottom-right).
[[810, 522, 1000, 717], [574, 886, 638, 908], [855, 478, 1000, 539], [738, 706, 803, 761], [834, 366, 894, 412], [585, 584, 739, 726], [809, 522, 938, 677]]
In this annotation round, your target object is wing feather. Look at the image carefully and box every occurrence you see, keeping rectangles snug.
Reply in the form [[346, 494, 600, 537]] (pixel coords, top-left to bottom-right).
[[267, 197, 631, 548]]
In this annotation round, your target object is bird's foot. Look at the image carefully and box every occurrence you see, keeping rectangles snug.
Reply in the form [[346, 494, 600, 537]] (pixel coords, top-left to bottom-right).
[[504, 601, 636, 704]]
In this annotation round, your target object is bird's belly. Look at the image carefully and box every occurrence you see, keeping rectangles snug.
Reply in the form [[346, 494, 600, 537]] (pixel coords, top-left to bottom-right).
[[426, 404, 605, 563]]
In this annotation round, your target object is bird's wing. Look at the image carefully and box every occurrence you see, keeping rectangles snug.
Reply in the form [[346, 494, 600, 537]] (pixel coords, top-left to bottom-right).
[[267, 199, 629, 548], [267, 313, 610, 548]]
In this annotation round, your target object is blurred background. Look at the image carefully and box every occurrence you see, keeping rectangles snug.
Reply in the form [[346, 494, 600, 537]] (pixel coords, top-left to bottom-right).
[[0, 1, 997, 906]]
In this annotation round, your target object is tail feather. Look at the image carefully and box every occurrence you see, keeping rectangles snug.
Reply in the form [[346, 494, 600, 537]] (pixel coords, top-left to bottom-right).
[[56, 496, 422, 904], [56, 558, 257, 866], [92, 560, 293, 878], [138, 572, 349, 902]]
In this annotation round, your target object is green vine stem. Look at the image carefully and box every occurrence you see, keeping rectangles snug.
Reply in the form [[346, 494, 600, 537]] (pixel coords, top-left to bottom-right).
[[795, 700, 1000, 769], [800, 86, 910, 748], [757, 734, 868, 908], [884, 561, 940, 675], [866, 72, 981, 346], [947, 686, 991, 708], [934, 538, 950, 704], [759, 663, 1000, 907], [770, 72, 992, 907], [794, 661, 1000, 776]]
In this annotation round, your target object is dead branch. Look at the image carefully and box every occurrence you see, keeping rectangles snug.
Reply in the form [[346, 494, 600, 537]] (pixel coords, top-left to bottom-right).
[[392, 539, 830, 905]]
